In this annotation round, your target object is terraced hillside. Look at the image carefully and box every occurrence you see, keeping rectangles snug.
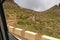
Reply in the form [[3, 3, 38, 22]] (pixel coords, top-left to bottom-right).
[[3, 1, 60, 38]]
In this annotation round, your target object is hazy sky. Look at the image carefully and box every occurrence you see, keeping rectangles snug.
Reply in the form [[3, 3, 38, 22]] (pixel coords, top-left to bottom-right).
[[14, 0, 59, 12]]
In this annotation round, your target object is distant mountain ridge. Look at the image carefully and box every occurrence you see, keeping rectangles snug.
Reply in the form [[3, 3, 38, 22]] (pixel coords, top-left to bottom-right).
[[5, 0, 14, 2]]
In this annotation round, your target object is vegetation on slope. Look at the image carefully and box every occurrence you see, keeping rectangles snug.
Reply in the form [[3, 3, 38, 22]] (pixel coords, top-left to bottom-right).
[[3, 1, 60, 38]]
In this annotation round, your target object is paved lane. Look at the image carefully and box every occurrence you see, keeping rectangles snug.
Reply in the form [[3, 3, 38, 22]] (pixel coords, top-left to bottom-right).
[[9, 33, 18, 40]]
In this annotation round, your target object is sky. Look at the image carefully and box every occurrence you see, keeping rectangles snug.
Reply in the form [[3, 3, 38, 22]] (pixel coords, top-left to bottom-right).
[[14, 0, 60, 12]]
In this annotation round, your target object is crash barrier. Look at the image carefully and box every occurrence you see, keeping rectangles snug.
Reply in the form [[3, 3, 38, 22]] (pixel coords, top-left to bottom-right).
[[8, 26, 39, 40], [14, 28, 25, 37], [25, 31, 38, 40], [8, 26, 60, 40], [8, 26, 15, 33], [42, 35, 60, 40]]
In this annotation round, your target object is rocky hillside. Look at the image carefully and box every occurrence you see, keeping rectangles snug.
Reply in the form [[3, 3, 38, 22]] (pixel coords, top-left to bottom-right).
[[3, 1, 60, 38]]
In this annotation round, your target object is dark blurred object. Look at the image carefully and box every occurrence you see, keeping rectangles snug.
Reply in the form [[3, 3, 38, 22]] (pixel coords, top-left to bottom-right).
[[59, 3, 60, 7], [0, 0, 9, 40]]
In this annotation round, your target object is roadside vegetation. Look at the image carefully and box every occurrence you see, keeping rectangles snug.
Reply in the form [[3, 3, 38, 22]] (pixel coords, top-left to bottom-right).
[[3, 1, 60, 38]]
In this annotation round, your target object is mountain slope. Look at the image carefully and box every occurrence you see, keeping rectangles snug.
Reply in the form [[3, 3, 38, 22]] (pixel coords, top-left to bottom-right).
[[3, 1, 60, 38]]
